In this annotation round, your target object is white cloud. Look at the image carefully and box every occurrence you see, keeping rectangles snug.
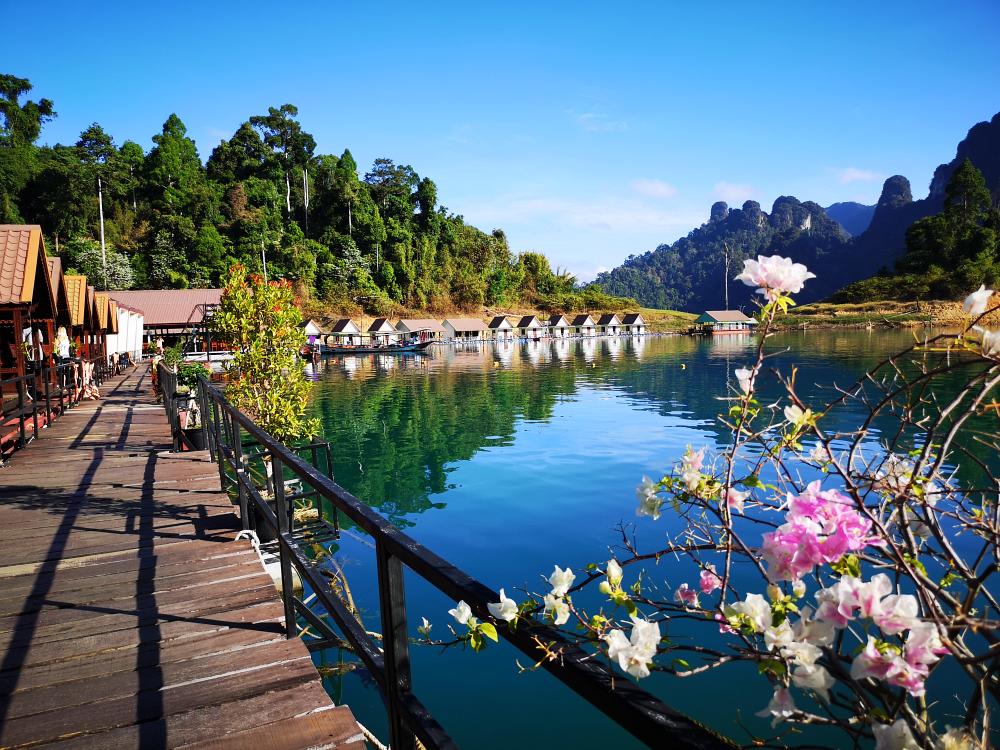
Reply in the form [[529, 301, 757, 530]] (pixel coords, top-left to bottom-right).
[[631, 178, 678, 199], [834, 167, 884, 184], [576, 112, 628, 133], [466, 194, 701, 234], [714, 181, 755, 203]]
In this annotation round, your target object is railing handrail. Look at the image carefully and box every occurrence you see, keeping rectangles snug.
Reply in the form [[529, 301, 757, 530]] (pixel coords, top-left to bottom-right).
[[192, 370, 732, 750]]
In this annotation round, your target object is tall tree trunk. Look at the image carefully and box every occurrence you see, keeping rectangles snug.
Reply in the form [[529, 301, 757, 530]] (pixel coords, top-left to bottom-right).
[[302, 167, 309, 237], [348, 200, 353, 236], [285, 172, 292, 214]]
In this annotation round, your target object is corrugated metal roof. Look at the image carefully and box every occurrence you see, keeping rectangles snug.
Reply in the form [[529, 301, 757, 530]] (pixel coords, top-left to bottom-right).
[[443, 318, 486, 331], [597, 313, 620, 325], [570, 314, 595, 326], [547, 314, 568, 326], [109, 289, 221, 327], [698, 310, 755, 323], [396, 319, 446, 333], [368, 318, 395, 333], [0, 225, 39, 305], [330, 318, 360, 333], [488, 316, 511, 328], [516, 315, 540, 328], [621, 313, 645, 325]]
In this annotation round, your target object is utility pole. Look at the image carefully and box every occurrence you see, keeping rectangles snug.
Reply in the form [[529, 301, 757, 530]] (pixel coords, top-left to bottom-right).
[[723, 241, 731, 310], [98, 176, 108, 290]]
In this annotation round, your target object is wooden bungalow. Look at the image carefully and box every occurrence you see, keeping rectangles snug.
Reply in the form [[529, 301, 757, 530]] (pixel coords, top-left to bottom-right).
[[47, 257, 72, 333], [570, 314, 596, 337], [95, 291, 113, 362], [0, 225, 60, 386], [488, 316, 514, 341], [87, 285, 106, 361], [694, 310, 757, 335], [516, 315, 543, 341], [442, 318, 487, 341], [547, 314, 570, 339], [596, 313, 621, 336], [621, 313, 647, 335], [396, 319, 446, 342], [368, 318, 401, 345], [63, 275, 91, 357], [326, 318, 362, 346]]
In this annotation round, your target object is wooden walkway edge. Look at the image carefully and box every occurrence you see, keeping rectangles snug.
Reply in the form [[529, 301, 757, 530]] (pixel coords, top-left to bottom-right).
[[0, 366, 365, 749]]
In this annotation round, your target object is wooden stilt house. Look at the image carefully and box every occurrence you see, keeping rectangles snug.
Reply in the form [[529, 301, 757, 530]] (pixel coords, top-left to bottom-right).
[[0, 226, 60, 389], [63, 275, 91, 357]]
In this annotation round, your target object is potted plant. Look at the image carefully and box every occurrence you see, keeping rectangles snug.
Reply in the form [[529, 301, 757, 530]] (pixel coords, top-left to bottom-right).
[[176, 362, 211, 450]]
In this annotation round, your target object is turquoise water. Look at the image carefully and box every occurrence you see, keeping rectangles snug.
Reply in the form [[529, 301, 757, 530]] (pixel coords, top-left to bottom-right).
[[302, 330, 978, 748]]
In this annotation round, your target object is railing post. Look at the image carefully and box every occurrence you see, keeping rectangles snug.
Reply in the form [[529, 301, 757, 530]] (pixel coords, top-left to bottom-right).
[[29, 371, 39, 441], [376, 540, 416, 750], [271, 452, 297, 639], [17, 378, 26, 449], [230, 411, 250, 530]]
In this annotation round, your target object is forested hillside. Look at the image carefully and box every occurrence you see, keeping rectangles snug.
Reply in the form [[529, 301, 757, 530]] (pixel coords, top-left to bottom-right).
[[0, 74, 628, 314], [597, 111, 1000, 311], [595, 197, 850, 311]]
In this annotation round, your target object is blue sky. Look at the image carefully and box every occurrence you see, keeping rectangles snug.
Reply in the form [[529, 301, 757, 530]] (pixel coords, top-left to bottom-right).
[[6, 1, 1000, 280]]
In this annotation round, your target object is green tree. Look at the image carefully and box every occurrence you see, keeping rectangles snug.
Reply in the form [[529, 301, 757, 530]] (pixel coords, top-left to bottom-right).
[[0, 74, 55, 221], [249, 104, 316, 216], [145, 114, 205, 214], [63, 236, 134, 289], [212, 265, 319, 443]]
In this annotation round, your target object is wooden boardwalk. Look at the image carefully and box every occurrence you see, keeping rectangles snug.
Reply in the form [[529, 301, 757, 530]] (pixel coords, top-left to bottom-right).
[[0, 367, 365, 749]]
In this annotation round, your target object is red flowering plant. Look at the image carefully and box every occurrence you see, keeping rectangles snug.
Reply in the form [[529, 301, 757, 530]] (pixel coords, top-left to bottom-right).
[[436, 259, 998, 748]]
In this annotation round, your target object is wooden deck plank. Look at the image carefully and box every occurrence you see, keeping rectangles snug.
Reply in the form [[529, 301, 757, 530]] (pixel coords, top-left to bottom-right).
[[0, 366, 361, 749]]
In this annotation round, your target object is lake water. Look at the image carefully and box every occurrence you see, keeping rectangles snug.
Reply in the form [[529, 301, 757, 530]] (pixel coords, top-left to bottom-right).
[[301, 329, 975, 748]]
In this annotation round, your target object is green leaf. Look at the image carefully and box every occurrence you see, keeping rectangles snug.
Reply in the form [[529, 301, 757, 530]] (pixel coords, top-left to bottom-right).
[[479, 622, 498, 642]]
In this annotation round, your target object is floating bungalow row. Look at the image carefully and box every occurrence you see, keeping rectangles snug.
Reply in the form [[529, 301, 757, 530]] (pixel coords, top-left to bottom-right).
[[303, 313, 648, 348]]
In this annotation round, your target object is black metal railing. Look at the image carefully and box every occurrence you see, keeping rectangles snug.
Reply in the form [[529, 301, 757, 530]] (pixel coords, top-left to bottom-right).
[[185, 365, 732, 750], [0, 359, 84, 456]]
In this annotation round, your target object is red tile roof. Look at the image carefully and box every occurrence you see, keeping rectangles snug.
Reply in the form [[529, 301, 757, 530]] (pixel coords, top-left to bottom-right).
[[109, 289, 221, 327], [0, 225, 40, 305]]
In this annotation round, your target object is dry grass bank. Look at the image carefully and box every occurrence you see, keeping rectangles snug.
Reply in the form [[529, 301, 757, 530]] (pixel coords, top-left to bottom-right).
[[786, 298, 1000, 329]]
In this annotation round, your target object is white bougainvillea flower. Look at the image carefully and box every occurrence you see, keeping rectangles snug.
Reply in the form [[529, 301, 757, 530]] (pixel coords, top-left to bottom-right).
[[755, 687, 797, 728], [679, 445, 706, 493], [873, 719, 920, 750], [448, 600, 472, 625], [976, 327, 1000, 358], [548, 565, 575, 597], [487, 588, 518, 622], [725, 592, 771, 633], [808, 443, 832, 464], [606, 559, 623, 587], [734, 366, 755, 394], [784, 404, 806, 424], [792, 663, 835, 702], [604, 614, 661, 679], [419, 616, 432, 635], [543, 593, 570, 625], [635, 476, 663, 521], [962, 284, 994, 317], [735, 255, 816, 301]]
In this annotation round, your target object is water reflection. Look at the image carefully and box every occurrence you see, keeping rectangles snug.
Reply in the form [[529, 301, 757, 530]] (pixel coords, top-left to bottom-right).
[[312, 330, 975, 525]]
